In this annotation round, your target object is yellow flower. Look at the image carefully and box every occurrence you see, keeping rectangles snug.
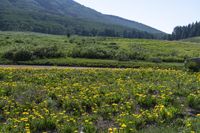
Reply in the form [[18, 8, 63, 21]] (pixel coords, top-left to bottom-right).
[[121, 123, 127, 128], [20, 118, 29, 122], [108, 128, 113, 132], [113, 128, 117, 131], [26, 130, 31, 133], [112, 103, 118, 106], [22, 112, 29, 115], [84, 120, 89, 123], [197, 114, 200, 117]]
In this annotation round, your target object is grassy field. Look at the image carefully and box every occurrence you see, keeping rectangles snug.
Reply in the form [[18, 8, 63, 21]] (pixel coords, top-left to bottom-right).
[[0, 67, 199, 132], [0, 31, 200, 69], [0, 32, 200, 132], [183, 37, 200, 43]]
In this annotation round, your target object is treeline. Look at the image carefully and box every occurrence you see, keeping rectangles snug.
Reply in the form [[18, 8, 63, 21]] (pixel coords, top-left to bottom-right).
[[167, 21, 200, 40], [0, 21, 155, 39], [93, 29, 155, 39]]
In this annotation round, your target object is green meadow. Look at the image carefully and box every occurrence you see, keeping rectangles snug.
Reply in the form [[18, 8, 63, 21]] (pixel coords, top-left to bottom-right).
[[0, 31, 200, 69]]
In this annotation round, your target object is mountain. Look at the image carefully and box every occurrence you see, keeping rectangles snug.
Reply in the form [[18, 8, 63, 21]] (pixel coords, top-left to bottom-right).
[[0, 0, 165, 38]]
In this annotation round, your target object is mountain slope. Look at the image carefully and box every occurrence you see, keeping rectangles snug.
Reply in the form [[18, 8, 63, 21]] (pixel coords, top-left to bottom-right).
[[0, 0, 164, 38]]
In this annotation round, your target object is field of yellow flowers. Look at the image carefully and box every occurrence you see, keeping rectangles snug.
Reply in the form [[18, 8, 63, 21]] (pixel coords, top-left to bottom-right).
[[0, 68, 200, 133]]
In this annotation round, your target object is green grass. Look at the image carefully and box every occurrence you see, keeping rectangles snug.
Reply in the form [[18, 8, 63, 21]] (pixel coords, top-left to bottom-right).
[[15, 58, 183, 69], [182, 37, 200, 43], [0, 31, 200, 69]]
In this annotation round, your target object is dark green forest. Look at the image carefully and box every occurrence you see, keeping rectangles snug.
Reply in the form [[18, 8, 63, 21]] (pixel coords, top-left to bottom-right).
[[169, 21, 200, 40]]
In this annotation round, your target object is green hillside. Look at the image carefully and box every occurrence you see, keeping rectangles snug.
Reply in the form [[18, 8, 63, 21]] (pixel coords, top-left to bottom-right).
[[0, 31, 199, 68], [0, 0, 164, 38]]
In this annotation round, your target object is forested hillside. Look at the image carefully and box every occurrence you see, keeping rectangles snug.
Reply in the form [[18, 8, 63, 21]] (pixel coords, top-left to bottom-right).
[[0, 0, 164, 39]]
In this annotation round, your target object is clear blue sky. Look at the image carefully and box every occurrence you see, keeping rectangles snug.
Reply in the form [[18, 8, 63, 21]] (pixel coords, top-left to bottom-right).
[[74, 0, 200, 33]]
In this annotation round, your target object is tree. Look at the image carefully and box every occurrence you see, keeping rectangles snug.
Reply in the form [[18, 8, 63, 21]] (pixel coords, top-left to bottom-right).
[[171, 21, 200, 40]]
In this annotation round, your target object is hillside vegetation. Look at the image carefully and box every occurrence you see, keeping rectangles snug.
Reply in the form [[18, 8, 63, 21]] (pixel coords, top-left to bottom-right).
[[0, 0, 163, 38], [0, 32, 200, 69]]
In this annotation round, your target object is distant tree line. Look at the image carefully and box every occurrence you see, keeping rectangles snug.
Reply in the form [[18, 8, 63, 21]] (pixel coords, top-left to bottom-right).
[[0, 11, 157, 39], [0, 20, 155, 39], [166, 21, 200, 40]]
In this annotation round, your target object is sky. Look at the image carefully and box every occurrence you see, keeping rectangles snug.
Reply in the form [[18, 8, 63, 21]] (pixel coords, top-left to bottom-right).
[[74, 0, 200, 33]]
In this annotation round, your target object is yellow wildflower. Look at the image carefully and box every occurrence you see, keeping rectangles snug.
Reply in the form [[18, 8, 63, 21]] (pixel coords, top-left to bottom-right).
[[121, 123, 127, 128]]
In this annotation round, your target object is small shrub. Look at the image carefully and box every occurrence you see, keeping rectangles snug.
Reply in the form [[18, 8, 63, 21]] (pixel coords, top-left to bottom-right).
[[71, 46, 114, 59], [30, 118, 56, 132], [115, 50, 130, 61], [0, 86, 14, 97], [15, 39, 24, 43], [0, 73, 4, 80], [59, 124, 77, 133], [185, 58, 200, 72], [129, 52, 147, 60], [83, 125, 97, 133], [162, 57, 183, 63], [107, 43, 119, 50], [5, 36, 9, 39], [2, 50, 14, 60], [14, 50, 33, 61], [187, 93, 200, 110], [69, 38, 75, 43], [109, 42, 117, 45], [33, 46, 65, 59], [3, 49, 33, 61], [129, 45, 147, 60], [149, 58, 163, 63]]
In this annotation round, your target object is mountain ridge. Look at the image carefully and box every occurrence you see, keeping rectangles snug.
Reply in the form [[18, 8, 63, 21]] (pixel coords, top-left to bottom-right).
[[0, 0, 165, 38]]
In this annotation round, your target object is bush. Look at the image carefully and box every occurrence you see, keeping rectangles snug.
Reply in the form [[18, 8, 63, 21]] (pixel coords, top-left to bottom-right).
[[30, 118, 56, 132], [33, 46, 65, 59], [185, 58, 200, 72], [71, 46, 115, 59], [129, 51, 147, 60], [3, 50, 14, 60], [187, 93, 200, 110], [115, 50, 130, 61], [3, 46, 65, 61], [15, 39, 24, 43], [14, 50, 33, 61], [3, 49, 33, 61], [0, 73, 4, 80], [149, 58, 163, 63]]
